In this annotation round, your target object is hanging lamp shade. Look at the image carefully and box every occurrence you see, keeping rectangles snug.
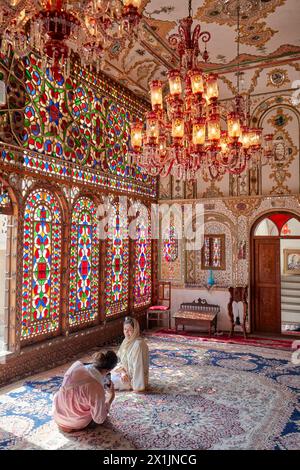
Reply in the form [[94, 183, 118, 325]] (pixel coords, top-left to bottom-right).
[[168, 70, 182, 97], [206, 73, 219, 101], [220, 131, 229, 153], [227, 112, 241, 139], [131, 121, 143, 151], [149, 80, 163, 111], [239, 126, 251, 149], [172, 113, 184, 139], [189, 70, 204, 95], [146, 111, 159, 144], [207, 113, 221, 141], [192, 117, 206, 145], [123, 0, 142, 7]]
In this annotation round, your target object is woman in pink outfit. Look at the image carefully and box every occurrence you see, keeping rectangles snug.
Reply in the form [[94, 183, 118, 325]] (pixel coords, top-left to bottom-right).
[[53, 350, 118, 433]]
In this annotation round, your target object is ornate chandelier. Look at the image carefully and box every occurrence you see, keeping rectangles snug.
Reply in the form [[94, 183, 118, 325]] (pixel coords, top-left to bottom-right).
[[130, 0, 274, 181], [0, 0, 142, 74]]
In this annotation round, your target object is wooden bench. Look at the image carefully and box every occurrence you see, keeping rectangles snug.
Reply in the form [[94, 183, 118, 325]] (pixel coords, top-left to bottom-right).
[[173, 298, 220, 336]]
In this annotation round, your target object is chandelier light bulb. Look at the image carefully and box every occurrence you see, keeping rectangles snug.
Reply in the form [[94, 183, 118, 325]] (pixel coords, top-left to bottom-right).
[[249, 128, 262, 148], [123, 0, 142, 7], [168, 70, 182, 97], [239, 126, 251, 149], [172, 115, 185, 139], [227, 112, 241, 139], [131, 121, 143, 151], [220, 131, 229, 154], [206, 73, 219, 101], [192, 118, 206, 145], [189, 70, 204, 95], [146, 112, 159, 144], [208, 114, 221, 141], [150, 80, 163, 111]]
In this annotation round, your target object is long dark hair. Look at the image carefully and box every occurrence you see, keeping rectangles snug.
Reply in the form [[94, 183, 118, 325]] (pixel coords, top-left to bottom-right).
[[92, 350, 118, 371]]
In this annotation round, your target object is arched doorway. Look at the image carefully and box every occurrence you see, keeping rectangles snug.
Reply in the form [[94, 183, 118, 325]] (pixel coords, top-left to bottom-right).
[[251, 212, 300, 335]]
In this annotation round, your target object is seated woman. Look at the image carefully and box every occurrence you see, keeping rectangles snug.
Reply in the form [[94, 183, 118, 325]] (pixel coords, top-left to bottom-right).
[[53, 350, 118, 433], [111, 316, 149, 392]]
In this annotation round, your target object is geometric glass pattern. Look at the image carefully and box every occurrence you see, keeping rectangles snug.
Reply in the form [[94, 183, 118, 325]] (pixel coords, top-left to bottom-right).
[[22, 189, 62, 341], [69, 197, 99, 328], [21, 53, 153, 188], [133, 203, 152, 308], [105, 198, 129, 316]]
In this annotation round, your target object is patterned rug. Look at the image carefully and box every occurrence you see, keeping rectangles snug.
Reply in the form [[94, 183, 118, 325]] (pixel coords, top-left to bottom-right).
[[151, 329, 295, 351], [0, 335, 299, 450]]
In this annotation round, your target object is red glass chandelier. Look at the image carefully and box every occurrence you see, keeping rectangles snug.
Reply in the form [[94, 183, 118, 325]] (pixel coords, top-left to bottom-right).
[[1, 0, 142, 74], [130, 0, 274, 181]]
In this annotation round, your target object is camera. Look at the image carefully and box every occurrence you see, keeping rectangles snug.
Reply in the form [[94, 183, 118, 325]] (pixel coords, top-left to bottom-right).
[[103, 372, 112, 389]]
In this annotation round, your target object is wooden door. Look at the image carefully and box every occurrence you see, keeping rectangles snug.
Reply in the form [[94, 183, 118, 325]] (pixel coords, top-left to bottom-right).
[[253, 238, 281, 333]]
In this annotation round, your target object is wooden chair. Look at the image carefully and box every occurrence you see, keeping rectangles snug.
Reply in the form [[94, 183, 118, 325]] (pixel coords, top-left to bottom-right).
[[147, 282, 171, 329], [228, 286, 248, 338]]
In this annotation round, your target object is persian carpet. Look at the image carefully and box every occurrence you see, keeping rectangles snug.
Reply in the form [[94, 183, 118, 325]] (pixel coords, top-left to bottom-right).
[[0, 335, 299, 450], [150, 329, 294, 351]]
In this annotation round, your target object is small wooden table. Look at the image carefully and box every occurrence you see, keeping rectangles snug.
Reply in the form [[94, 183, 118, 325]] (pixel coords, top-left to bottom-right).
[[173, 310, 218, 336]]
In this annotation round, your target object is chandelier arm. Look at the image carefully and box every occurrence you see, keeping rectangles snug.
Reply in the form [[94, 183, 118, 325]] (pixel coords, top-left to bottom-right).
[[198, 31, 211, 44]]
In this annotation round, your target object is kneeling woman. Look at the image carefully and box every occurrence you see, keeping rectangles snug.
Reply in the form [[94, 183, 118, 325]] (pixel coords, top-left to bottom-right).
[[111, 317, 149, 392], [53, 350, 118, 432]]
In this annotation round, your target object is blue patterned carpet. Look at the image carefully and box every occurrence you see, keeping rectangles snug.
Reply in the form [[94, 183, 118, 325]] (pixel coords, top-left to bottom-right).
[[0, 335, 299, 450]]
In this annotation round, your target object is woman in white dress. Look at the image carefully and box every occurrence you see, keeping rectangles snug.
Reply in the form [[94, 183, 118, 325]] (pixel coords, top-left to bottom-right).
[[111, 316, 149, 392]]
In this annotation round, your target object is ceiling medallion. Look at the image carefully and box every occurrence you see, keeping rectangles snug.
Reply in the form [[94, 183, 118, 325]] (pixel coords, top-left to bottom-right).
[[267, 69, 290, 88], [220, 0, 261, 17]]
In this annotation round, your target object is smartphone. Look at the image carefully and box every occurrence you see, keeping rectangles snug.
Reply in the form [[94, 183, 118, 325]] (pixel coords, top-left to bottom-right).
[[104, 372, 112, 389]]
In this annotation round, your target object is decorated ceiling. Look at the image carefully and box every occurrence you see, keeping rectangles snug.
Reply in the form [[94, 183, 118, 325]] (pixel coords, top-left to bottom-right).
[[1, 0, 300, 101]]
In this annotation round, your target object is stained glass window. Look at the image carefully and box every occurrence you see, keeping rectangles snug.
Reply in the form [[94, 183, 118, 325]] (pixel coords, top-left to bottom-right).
[[133, 203, 152, 308], [69, 197, 99, 328], [104, 102, 130, 177], [105, 198, 129, 316], [20, 53, 154, 187], [201, 235, 225, 270], [23, 55, 106, 167], [22, 189, 62, 341]]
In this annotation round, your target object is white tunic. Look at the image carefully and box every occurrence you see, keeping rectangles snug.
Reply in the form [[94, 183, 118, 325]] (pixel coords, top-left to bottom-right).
[[112, 338, 149, 392]]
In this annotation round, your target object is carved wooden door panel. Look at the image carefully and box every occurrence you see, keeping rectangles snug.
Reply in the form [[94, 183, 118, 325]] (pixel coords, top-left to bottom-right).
[[253, 238, 281, 333]]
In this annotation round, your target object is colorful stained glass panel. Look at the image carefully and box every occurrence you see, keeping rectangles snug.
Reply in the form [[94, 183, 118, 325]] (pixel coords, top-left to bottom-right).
[[22, 189, 62, 341], [69, 197, 99, 328], [105, 199, 129, 316], [133, 204, 151, 308]]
